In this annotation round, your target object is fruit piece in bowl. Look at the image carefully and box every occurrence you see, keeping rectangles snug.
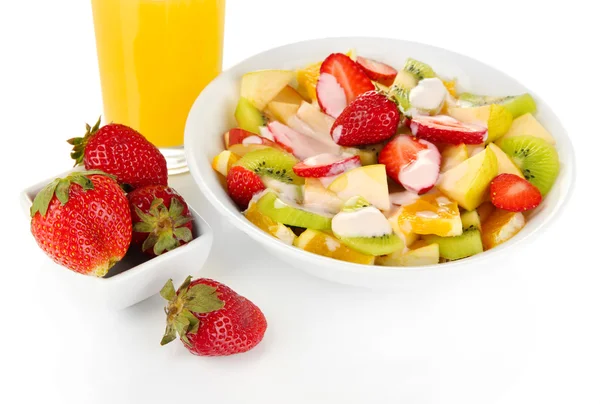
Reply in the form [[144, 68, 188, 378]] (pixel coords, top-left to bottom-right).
[[188, 39, 571, 277]]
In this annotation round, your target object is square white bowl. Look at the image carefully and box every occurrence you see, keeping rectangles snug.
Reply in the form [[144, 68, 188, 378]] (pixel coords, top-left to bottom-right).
[[20, 168, 214, 310]]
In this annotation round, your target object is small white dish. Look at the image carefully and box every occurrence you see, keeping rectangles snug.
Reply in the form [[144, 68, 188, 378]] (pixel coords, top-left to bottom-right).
[[21, 168, 214, 310], [184, 37, 576, 290]]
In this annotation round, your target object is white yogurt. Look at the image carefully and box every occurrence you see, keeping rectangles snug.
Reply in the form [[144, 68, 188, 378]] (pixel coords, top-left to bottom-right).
[[332, 206, 392, 238], [242, 135, 263, 145], [409, 78, 448, 112]]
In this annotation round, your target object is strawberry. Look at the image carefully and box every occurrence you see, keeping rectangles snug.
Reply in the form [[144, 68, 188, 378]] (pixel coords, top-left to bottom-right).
[[68, 118, 168, 189], [356, 56, 398, 86], [317, 53, 375, 118], [490, 173, 542, 212], [378, 135, 441, 194], [30, 170, 132, 277], [330, 91, 400, 147], [293, 154, 361, 178], [160, 276, 267, 356], [409, 115, 488, 145], [226, 166, 266, 209], [127, 185, 193, 256]]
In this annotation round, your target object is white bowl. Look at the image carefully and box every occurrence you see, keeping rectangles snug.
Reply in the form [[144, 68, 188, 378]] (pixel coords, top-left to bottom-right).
[[21, 168, 214, 310], [184, 37, 575, 289]]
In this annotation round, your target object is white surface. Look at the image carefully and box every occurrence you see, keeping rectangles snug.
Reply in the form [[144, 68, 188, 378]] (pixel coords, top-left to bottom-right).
[[185, 36, 575, 288], [0, 1, 598, 403]]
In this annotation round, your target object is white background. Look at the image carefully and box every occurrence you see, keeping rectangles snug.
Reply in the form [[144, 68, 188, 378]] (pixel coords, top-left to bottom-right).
[[1, 0, 599, 403]]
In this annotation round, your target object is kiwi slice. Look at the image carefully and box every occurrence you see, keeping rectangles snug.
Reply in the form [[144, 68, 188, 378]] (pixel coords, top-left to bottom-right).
[[235, 97, 266, 134], [496, 135, 559, 196], [461, 210, 481, 231], [390, 86, 411, 114], [404, 58, 437, 80], [236, 148, 303, 185], [337, 233, 403, 256], [256, 191, 332, 230], [458, 93, 536, 118], [423, 229, 483, 260]]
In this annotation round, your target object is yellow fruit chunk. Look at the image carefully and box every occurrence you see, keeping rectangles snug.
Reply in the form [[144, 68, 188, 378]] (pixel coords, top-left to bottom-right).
[[386, 207, 418, 247], [441, 143, 469, 172], [481, 209, 525, 250], [294, 229, 375, 265], [376, 243, 439, 267], [397, 192, 462, 237], [265, 85, 305, 124], [437, 146, 498, 211], [448, 104, 513, 143], [487, 143, 524, 178], [442, 79, 457, 98], [245, 201, 296, 245], [500, 113, 555, 145], [328, 165, 390, 211], [241, 69, 294, 110], [211, 150, 239, 177]]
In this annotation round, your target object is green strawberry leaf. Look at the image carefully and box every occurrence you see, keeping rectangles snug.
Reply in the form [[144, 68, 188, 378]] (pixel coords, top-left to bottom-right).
[[55, 179, 71, 205], [142, 233, 158, 253], [180, 309, 200, 335], [30, 179, 60, 217], [169, 198, 184, 219], [160, 324, 177, 346], [184, 284, 224, 314], [173, 216, 192, 227], [154, 232, 178, 255], [173, 227, 193, 243], [133, 222, 154, 233], [160, 279, 176, 301]]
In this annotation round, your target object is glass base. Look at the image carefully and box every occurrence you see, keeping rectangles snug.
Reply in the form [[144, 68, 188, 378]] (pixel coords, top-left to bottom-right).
[[160, 146, 189, 175]]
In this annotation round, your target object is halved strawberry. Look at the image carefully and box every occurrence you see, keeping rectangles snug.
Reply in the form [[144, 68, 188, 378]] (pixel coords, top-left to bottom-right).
[[268, 121, 339, 160], [293, 154, 361, 178], [356, 56, 398, 86], [225, 127, 292, 154], [226, 166, 266, 209], [378, 135, 441, 194], [490, 173, 542, 212], [330, 91, 400, 147], [409, 115, 488, 144], [317, 53, 375, 118]]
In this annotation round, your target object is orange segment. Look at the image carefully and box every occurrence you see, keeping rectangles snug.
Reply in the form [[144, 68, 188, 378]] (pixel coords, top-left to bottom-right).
[[481, 209, 525, 250], [397, 192, 462, 237], [442, 79, 457, 98], [477, 201, 495, 223], [294, 229, 375, 265], [245, 201, 296, 245], [211, 150, 239, 177]]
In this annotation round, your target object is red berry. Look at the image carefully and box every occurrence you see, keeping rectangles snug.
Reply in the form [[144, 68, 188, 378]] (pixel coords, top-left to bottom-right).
[[128, 185, 194, 256], [490, 173, 542, 212], [30, 171, 132, 277], [356, 56, 398, 86], [330, 91, 400, 147], [68, 118, 168, 189], [226, 166, 266, 209], [409, 115, 488, 145], [293, 154, 361, 178], [160, 277, 267, 357]]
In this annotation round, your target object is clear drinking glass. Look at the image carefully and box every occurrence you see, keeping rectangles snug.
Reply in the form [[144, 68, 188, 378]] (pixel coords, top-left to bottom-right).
[[91, 0, 226, 174]]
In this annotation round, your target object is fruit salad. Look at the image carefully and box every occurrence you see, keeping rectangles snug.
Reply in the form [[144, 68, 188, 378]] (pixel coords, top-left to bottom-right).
[[212, 51, 560, 266]]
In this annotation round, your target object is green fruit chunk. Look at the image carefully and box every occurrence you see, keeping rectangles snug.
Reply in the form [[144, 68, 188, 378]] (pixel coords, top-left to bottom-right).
[[236, 148, 303, 185], [256, 191, 332, 230], [458, 93, 537, 119], [337, 233, 404, 256], [423, 229, 483, 260], [234, 97, 266, 134], [404, 58, 436, 80], [496, 135, 559, 196], [460, 210, 481, 231]]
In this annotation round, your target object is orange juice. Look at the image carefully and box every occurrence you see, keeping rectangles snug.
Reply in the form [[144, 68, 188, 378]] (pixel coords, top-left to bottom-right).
[[91, 0, 225, 148]]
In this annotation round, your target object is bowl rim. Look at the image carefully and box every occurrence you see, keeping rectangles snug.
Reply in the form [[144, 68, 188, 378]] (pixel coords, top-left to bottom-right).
[[184, 36, 576, 275]]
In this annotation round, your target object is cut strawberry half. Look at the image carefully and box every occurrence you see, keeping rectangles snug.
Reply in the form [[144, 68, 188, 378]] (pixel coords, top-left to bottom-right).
[[330, 91, 400, 147], [226, 127, 291, 153], [490, 173, 542, 212], [356, 56, 398, 86], [409, 115, 488, 145], [317, 53, 375, 118], [268, 121, 339, 160], [378, 135, 441, 194], [293, 154, 361, 178], [226, 166, 266, 209]]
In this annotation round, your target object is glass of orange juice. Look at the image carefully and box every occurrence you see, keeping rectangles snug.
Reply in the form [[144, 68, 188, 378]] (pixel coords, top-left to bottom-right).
[[91, 0, 225, 174]]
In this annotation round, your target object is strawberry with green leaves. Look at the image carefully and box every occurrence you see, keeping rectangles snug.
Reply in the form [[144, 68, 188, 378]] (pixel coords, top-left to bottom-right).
[[68, 118, 168, 190], [30, 170, 132, 277], [160, 276, 267, 356], [127, 185, 194, 256]]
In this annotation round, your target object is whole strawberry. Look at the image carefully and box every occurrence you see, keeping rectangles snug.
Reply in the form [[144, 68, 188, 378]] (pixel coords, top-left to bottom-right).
[[68, 118, 168, 189], [127, 185, 193, 256], [160, 276, 267, 356], [30, 170, 132, 277], [330, 90, 400, 146]]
